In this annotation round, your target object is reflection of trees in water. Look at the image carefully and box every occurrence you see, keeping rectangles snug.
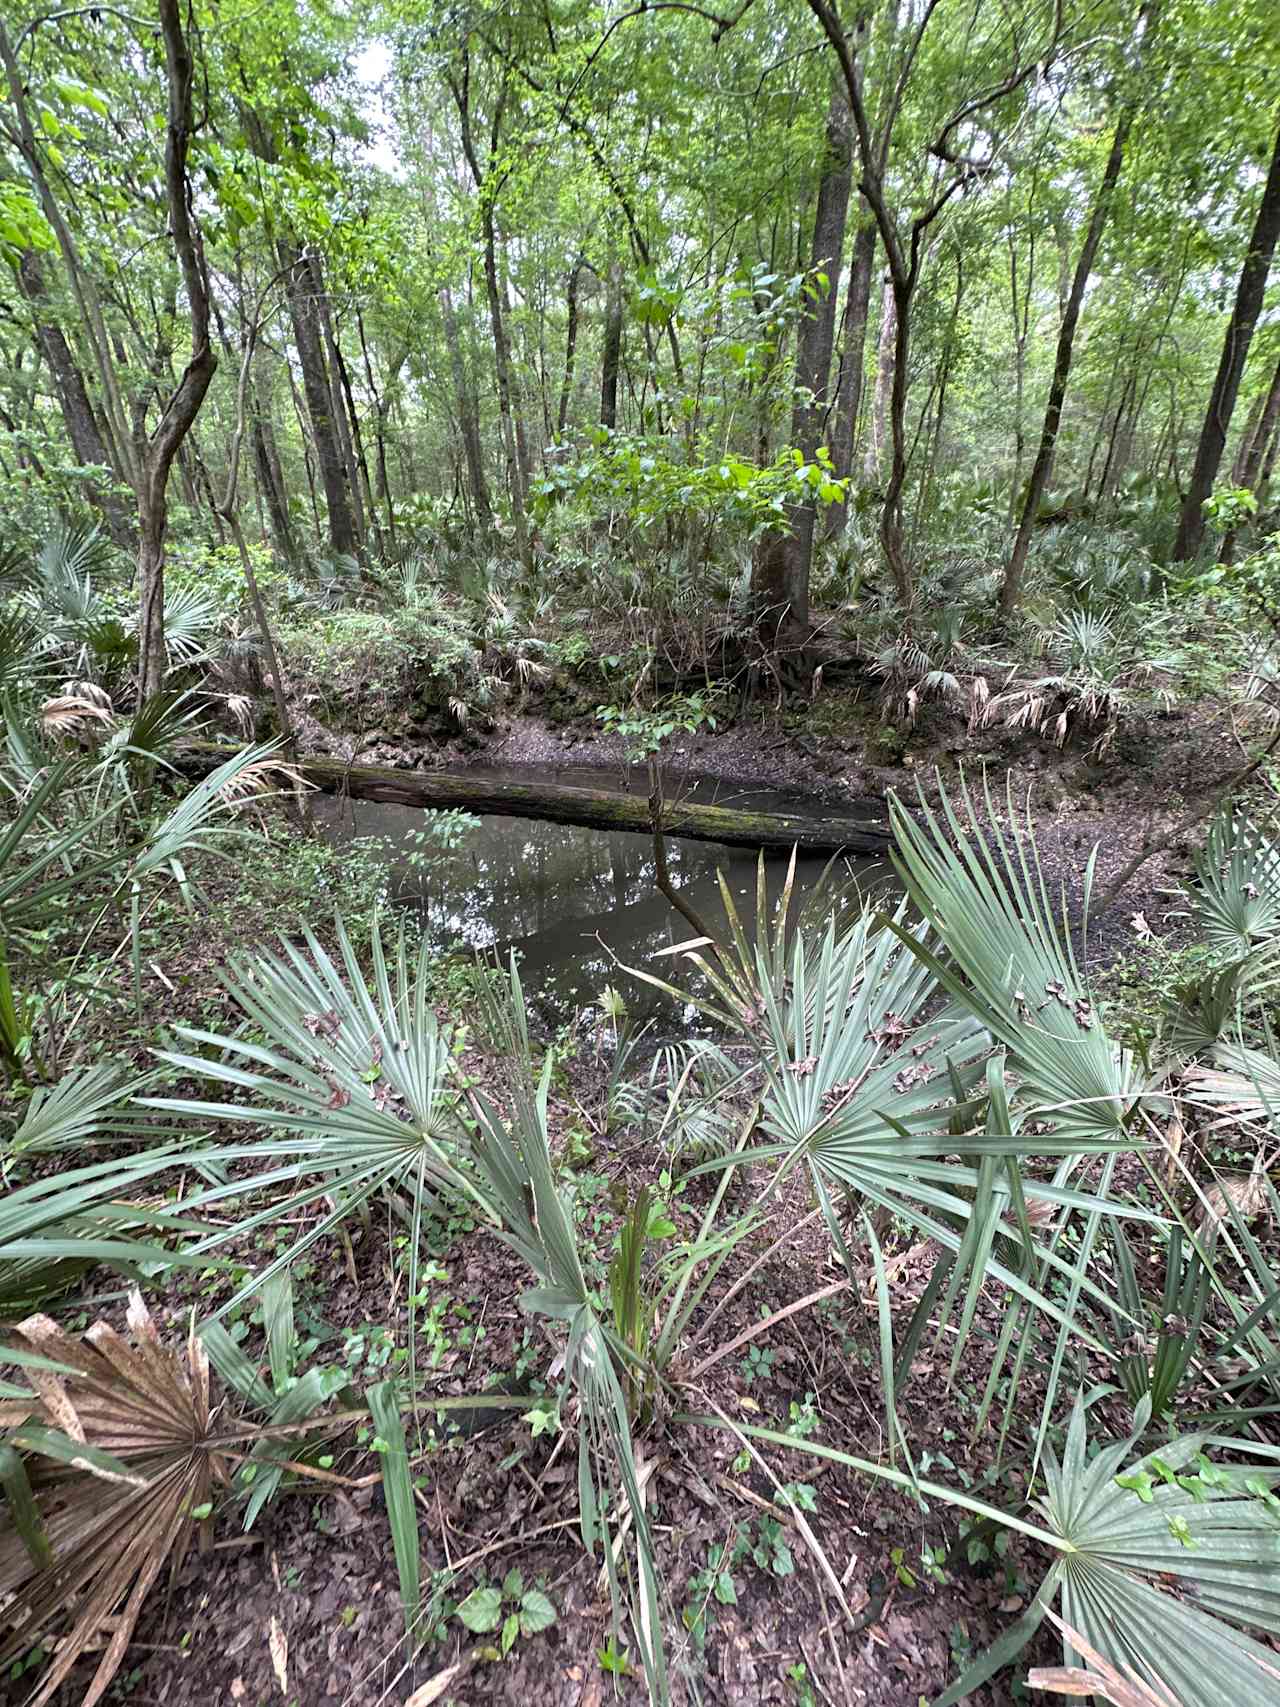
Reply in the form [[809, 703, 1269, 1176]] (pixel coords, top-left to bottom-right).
[[395, 820, 724, 958], [320, 799, 879, 1025]]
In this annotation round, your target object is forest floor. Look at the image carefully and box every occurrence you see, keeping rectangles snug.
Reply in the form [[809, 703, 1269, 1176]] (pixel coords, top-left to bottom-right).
[[36, 685, 1257, 1707]]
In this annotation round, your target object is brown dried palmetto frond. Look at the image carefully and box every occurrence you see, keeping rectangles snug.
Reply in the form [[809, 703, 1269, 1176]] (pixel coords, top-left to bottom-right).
[[0, 1292, 235, 1707], [214, 756, 311, 809], [39, 685, 116, 741], [1029, 1610, 1180, 1706]]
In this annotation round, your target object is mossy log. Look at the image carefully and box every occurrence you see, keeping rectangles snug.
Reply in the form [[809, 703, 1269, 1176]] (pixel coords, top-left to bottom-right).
[[182, 744, 892, 855]]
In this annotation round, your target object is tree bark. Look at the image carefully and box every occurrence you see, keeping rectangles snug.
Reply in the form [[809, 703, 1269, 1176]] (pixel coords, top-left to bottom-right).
[[600, 258, 624, 429], [824, 213, 876, 537], [756, 77, 854, 630], [16, 249, 135, 549], [1000, 81, 1143, 618], [0, 19, 136, 494], [310, 259, 373, 553], [439, 285, 493, 532], [558, 256, 586, 438], [449, 57, 530, 566], [1220, 353, 1280, 561], [136, 0, 217, 704], [279, 241, 358, 558], [1172, 117, 1280, 562], [863, 275, 895, 484]]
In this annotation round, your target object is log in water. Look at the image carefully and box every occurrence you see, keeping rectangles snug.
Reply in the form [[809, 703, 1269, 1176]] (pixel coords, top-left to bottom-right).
[[182, 745, 893, 855]]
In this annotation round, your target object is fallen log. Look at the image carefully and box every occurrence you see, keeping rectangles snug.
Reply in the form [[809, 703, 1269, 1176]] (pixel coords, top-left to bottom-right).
[[180, 745, 893, 855]]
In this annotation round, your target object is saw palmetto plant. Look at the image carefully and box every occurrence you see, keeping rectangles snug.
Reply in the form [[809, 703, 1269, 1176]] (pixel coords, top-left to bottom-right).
[[0, 1294, 238, 1707], [936, 1393, 1280, 1707], [0, 1292, 416, 1707]]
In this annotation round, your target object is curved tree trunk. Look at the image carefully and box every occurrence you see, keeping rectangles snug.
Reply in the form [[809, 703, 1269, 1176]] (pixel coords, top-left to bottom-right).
[[136, 0, 217, 704]]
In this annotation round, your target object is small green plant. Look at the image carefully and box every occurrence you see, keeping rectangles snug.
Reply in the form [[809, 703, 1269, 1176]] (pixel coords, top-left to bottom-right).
[[785, 1661, 817, 1707], [596, 1636, 632, 1677], [740, 1343, 776, 1387], [453, 1568, 557, 1660]]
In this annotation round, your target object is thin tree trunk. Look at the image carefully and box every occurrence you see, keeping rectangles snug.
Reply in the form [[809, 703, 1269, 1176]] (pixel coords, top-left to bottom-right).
[[1231, 384, 1268, 485], [558, 256, 586, 438], [1000, 70, 1145, 618], [600, 259, 624, 429], [0, 20, 136, 493], [863, 276, 895, 485], [16, 249, 135, 549], [439, 285, 492, 532], [252, 408, 295, 561], [825, 216, 876, 540], [1221, 354, 1280, 561], [1173, 117, 1280, 561], [450, 61, 530, 566]]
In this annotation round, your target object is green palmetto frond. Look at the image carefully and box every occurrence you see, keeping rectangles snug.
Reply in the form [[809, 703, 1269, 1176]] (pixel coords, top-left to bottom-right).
[[888, 776, 1148, 1144], [159, 581, 221, 667], [1191, 812, 1280, 955], [931, 1393, 1280, 1707], [143, 916, 469, 1312], [0, 1068, 205, 1319]]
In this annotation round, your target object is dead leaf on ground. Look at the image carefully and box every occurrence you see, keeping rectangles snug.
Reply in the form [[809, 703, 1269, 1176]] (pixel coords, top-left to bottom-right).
[[405, 1660, 469, 1706], [268, 1616, 288, 1697]]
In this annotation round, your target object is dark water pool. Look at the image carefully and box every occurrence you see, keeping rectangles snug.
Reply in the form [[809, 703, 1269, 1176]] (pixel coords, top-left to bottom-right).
[[314, 766, 892, 1028]]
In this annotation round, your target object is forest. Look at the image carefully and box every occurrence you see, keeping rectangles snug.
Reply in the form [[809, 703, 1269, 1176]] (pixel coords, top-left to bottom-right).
[[3, 0, 1280, 1702]]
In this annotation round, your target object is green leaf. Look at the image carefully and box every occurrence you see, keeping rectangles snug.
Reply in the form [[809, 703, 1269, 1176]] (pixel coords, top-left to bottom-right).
[[500, 1612, 519, 1655], [456, 1586, 503, 1634], [713, 1570, 737, 1605], [367, 1381, 419, 1641], [502, 1567, 524, 1600], [518, 1589, 557, 1635]]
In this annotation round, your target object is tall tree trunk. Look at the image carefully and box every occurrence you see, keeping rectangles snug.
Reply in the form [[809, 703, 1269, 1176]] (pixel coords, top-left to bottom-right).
[[863, 275, 895, 485], [0, 20, 136, 494], [1237, 353, 1280, 493], [308, 253, 366, 552], [16, 249, 135, 549], [450, 60, 530, 566], [136, 0, 217, 704], [278, 241, 357, 558], [357, 312, 405, 540], [1172, 118, 1280, 561], [600, 259, 624, 429], [439, 285, 492, 532], [1231, 383, 1268, 485], [1220, 353, 1280, 561], [1000, 66, 1145, 619], [824, 213, 877, 538], [753, 77, 853, 631], [252, 406, 295, 561], [558, 256, 586, 438]]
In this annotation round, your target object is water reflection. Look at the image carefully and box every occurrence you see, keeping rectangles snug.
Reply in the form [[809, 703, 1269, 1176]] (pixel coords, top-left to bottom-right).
[[314, 786, 891, 1029]]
